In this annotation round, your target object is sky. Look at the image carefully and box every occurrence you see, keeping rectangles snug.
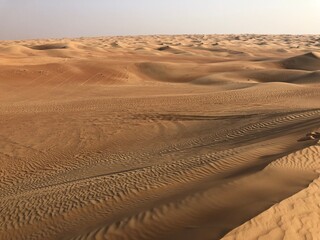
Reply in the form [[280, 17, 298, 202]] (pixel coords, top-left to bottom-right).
[[0, 0, 319, 40]]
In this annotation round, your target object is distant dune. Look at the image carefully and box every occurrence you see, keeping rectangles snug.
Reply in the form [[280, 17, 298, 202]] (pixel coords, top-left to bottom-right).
[[0, 34, 319, 240], [281, 52, 320, 71], [29, 43, 70, 50]]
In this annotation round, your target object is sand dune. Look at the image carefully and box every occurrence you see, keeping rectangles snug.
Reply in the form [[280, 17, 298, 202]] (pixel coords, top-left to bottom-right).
[[281, 52, 320, 71], [0, 35, 319, 240], [222, 144, 320, 240], [30, 43, 70, 50]]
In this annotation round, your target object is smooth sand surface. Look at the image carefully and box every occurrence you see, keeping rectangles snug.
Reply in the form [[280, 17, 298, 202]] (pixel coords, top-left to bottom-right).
[[0, 34, 319, 240]]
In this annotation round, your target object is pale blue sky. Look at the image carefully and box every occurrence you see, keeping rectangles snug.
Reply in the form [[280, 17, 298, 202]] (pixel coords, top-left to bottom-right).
[[0, 0, 319, 40]]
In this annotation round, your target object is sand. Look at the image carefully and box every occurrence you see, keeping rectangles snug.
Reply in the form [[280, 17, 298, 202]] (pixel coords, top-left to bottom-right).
[[0, 34, 319, 240]]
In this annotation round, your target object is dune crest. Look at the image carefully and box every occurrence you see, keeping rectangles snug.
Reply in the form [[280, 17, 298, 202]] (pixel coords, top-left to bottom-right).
[[222, 144, 320, 240], [281, 51, 320, 71]]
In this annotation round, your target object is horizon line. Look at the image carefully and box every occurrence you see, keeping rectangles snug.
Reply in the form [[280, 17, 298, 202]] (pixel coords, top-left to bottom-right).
[[1, 32, 320, 42]]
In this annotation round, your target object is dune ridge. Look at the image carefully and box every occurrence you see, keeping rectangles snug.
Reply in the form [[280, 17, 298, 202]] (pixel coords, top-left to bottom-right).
[[222, 144, 320, 240]]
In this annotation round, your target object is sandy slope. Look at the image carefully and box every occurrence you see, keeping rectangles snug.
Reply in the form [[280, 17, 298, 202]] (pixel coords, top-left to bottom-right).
[[222, 145, 320, 240], [0, 34, 319, 240]]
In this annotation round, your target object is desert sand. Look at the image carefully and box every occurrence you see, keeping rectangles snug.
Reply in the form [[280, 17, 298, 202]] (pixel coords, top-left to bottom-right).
[[0, 34, 319, 240]]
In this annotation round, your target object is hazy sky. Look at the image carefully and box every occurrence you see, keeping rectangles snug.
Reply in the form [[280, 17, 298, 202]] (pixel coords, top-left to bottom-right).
[[0, 0, 319, 40]]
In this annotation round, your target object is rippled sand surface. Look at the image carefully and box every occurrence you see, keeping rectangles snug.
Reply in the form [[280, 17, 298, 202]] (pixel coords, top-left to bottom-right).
[[1, 34, 320, 240]]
